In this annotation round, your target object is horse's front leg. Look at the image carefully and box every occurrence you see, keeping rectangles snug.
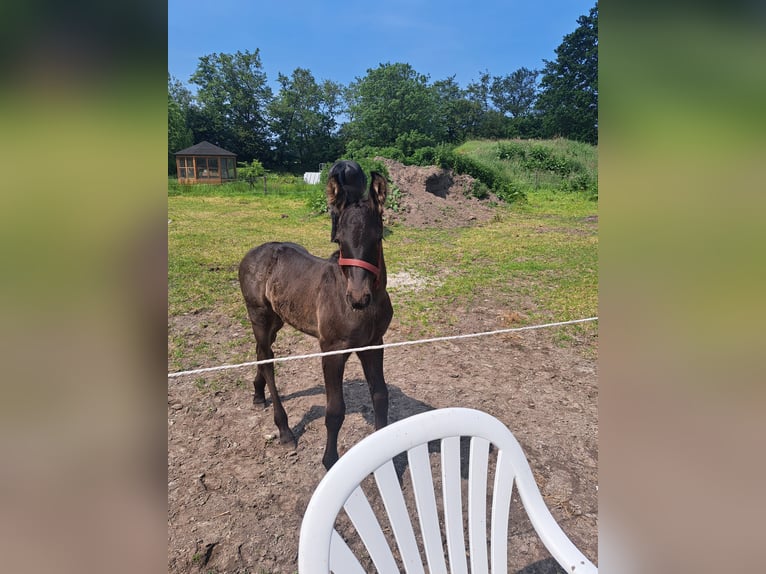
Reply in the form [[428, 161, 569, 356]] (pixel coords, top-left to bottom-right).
[[357, 348, 389, 431], [321, 352, 350, 469]]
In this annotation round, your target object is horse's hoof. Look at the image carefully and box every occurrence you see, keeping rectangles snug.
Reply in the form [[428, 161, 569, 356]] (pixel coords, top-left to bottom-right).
[[278, 430, 296, 447], [253, 396, 267, 408], [322, 453, 339, 470]]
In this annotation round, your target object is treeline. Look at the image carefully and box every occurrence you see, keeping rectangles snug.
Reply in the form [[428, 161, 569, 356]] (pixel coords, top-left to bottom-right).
[[168, 3, 597, 175]]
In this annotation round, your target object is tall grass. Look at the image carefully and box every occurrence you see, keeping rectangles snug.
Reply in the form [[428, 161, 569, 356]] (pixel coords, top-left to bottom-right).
[[456, 138, 598, 198], [168, 173, 318, 197]]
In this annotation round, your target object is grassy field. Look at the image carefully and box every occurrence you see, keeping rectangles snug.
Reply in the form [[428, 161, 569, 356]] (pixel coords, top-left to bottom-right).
[[168, 140, 598, 369]]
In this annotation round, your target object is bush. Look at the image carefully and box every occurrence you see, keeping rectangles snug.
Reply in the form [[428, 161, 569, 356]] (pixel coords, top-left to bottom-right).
[[385, 184, 403, 212], [238, 159, 266, 188], [495, 180, 525, 203], [395, 130, 436, 159], [408, 146, 438, 166], [306, 188, 329, 214], [467, 180, 490, 200], [569, 172, 592, 191], [346, 141, 405, 163], [497, 141, 526, 161], [558, 172, 598, 199], [522, 144, 581, 177]]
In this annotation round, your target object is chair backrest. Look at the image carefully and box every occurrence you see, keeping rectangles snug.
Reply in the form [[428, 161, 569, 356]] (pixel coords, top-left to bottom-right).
[[298, 407, 596, 574]]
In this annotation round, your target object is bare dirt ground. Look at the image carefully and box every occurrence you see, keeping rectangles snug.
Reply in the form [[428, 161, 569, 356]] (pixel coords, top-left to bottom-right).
[[168, 162, 598, 573]]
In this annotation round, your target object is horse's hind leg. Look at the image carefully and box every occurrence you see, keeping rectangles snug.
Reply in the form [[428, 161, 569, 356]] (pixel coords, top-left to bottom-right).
[[247, 306, 294, 446], [358, 348, 389, 430], [247, 307, 276, 405]]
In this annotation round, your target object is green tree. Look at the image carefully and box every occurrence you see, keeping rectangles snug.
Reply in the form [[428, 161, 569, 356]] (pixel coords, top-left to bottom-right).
[[237, 159, 265, 189], [466, 70, 514, 139], [345, 63, 438, 148], [490, 67, 539, 118], [268, 68, 345, 172], [189, 49, 273, 162], [169, 73, 194, 111], [536, 2, 598, 144], [168, 74, 193, 174], [466, 70, 493, 114], [431, 76, 483, 143]]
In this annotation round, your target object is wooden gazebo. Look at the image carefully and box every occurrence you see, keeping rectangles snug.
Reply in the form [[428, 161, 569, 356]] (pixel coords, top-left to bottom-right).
[[174, 141, 237, 184]]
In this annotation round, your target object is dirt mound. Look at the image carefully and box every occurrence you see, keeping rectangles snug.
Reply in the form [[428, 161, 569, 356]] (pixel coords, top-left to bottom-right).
[[378, 158, 499, 228]]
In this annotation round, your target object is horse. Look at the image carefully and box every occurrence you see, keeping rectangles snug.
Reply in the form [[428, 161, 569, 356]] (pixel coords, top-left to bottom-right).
[[238, 160, 393, 469]]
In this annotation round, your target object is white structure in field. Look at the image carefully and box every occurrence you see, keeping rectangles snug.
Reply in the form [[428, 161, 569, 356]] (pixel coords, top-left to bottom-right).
[[303, 172, 321, 184]]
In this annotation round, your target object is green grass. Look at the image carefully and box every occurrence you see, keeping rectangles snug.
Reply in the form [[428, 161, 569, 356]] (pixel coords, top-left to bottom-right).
[[168, 173, 317, 197], [169, 147, 597, 366], [456, 138, 598, 197], [383, 198, 597, 334], [168, 192, 329, 318]]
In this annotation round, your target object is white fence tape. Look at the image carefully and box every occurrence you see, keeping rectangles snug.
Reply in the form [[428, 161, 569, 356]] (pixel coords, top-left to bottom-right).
[[168, 316, 597, 379]]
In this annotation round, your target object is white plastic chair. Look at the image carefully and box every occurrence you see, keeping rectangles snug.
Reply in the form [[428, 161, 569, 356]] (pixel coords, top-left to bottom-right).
[[298, 407, 596, 574]]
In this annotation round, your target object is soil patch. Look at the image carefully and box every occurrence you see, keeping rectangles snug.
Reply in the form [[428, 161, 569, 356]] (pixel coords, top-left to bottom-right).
[[379, 158, 500, 228], [168, 312, 597, 573]]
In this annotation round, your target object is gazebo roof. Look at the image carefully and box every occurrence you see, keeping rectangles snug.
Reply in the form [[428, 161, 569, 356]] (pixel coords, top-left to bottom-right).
[[174, 141, 236, 156]]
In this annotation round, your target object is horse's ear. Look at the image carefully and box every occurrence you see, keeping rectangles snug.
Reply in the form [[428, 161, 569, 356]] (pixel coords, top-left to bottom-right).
[[326, 174, 346, 210], [369, 172, 388, 215]]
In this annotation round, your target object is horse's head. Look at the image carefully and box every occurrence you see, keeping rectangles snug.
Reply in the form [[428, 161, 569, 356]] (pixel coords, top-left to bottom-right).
[[327, 160, 367, 244], [326, 163, 388, 310]]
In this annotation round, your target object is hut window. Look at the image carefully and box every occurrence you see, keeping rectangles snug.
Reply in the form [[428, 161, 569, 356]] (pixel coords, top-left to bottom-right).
[[177, 157, 188, 179], [196, 158, 208, 179]]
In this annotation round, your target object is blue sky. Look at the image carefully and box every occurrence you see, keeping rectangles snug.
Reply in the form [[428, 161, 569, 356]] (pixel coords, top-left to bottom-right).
[[168, 0, 594, 91]]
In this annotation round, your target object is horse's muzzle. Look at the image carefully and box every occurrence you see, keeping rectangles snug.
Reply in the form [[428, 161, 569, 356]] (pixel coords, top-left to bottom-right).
[[347, 290, 371, 310]]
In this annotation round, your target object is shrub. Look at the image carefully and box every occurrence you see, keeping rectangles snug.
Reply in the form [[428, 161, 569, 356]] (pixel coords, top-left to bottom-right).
[[497, 141, 526, 161], [306, 188, 329, 214], [467, 180, 490, 200], [395, 130, 435, 159], [385, 184, 403, 212], [408, 146, 438, 166], [524, 144, 556, 173], [346, 141, 405, 163], [569, 172, 592, 191], [558, 172, 598, 199], [238, 159, 266, 188], [522, 144, 581, 177], [495, 180, 525, 203]]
